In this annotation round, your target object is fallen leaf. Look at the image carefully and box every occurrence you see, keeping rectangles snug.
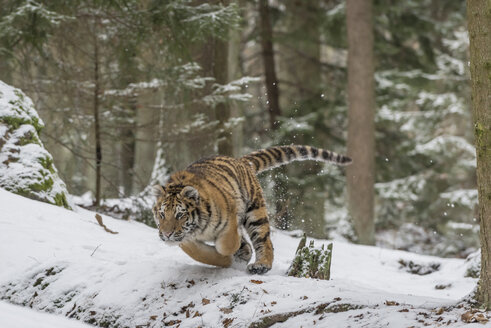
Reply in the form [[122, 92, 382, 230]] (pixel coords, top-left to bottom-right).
[[435, 307, 444, 315], [250, 279, 264, 284], [193, 311, 202, 318], [164, 319, 181, 326], [202, 298, 210, 305], [398, 309, 409, 313], [180, 301, 195, 313], [149, 315, 157, 320], [461, 311, 474, 323], [271, 301, 277, 306], [462, 310, 489, 323], [95, 214, 118, 234], [220, 307, 233, 314], [222, 318, 234, 328], [385, 300, 400, 306], [475, 313, 489, 323]]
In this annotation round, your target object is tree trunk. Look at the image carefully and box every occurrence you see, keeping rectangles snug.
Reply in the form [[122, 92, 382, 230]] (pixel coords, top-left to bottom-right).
[[467, 0, 491, 310], [259, 0, 281, 131], [346, 0, 376, 245], [280, 0, 325, 238], [93, 29, 102, 207], [132, 95, 158, 194], [258, 0, 290, 231], [215, 36, 234, 156], [120, 97, 136, 195]]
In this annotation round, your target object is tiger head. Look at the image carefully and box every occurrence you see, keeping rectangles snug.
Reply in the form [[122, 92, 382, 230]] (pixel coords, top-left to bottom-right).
[[152, 184, 200, 243]]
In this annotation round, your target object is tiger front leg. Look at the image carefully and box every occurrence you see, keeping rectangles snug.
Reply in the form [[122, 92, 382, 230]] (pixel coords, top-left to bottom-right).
[[234, 234, 253, 263], [215, 219, 241, 257], [180, 240, 232, 268], [244, 205, 273, 274]]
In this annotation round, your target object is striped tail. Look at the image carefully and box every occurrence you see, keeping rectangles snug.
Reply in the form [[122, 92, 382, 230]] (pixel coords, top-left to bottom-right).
[[241, 145, 352, 174]]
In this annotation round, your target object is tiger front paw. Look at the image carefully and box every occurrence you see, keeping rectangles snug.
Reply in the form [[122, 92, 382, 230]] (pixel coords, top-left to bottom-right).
[[247, 262, 271, 274]]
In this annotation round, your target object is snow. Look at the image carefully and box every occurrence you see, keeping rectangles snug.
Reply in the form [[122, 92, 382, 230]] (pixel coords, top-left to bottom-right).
[[0, 80, 72, 209], [0, 81, 42, 124], [0, 301, 91, 328], [0, 188, 486, 327], [441, 189, 478, 209]]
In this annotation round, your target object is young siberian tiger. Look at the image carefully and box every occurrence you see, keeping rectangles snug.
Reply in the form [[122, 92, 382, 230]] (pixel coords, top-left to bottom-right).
[[153, 145, 352, 274]]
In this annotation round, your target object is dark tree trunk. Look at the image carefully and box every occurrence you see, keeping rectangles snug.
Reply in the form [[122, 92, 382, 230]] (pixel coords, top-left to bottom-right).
[[259, 0, 281, 131], [258, 0, 290, 230], [215, 36, 234, 156], [467, 0, 491, 310], [346, 0, 376, 245], [93, 30, 102, 207]]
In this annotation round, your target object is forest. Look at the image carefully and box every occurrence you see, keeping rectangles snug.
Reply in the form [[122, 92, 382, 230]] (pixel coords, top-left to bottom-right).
[[0, 0, 490, 327]]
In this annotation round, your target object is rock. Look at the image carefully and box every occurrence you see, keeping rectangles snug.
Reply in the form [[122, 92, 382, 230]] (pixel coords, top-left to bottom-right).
[[0, 80, 71, 209]]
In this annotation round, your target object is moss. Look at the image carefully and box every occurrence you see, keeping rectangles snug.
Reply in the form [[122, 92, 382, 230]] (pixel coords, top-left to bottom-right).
[[33, 277, 44, 287], [54, 192, 71, 209], [38, 156, 54, 171], [17, 131, 41, 146], [29, 177, 54, 192], [0, 116, 31, 131]]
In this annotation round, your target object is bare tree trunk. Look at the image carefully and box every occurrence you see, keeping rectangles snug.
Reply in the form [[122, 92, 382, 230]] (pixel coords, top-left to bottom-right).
[[346, 0, 375, 245], [467, 0, 491, 310], [93, 30, 102, 207], [258, 0, 289, 230], [273, 0, 326, 238], [259, 0, 281, 131], [120, 97, 136, 195], [215, 36, 234, 156]]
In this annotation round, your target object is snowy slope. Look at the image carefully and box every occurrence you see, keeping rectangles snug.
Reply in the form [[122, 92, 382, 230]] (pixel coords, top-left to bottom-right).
[[0, 301, 91, 328], [0, 188, 486, 327]]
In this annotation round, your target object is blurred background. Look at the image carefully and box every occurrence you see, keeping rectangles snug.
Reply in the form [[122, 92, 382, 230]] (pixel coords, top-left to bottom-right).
[[0, 0, 477, 259]]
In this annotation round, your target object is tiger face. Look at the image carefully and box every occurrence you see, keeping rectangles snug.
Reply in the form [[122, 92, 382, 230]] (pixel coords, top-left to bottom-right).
[[153, 184, 200, 242]]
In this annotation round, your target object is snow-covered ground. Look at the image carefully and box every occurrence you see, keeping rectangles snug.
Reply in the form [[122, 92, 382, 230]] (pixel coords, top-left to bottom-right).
[[0, 188, 487, 327]]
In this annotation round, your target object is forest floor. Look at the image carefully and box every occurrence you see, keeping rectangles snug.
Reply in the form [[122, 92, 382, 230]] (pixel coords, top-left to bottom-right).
[[0, 188, 488, 328]]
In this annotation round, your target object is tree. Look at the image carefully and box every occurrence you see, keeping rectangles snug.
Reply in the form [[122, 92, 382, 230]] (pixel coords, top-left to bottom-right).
[[346, 0, 376, 245], [277, 0, 326, 238], [467, 0, 491, 309], [258, 0, 281, 131]]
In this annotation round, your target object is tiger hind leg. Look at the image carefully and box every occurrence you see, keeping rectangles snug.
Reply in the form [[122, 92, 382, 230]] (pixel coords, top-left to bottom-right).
[[244, 199, 273, 274]]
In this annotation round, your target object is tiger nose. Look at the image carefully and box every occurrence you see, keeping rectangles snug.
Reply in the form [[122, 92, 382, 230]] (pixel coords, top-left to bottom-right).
[[164, 231, 172, 238]]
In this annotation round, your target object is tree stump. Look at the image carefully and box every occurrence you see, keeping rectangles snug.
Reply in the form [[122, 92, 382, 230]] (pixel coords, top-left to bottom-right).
[[287, 234, 333, 280]]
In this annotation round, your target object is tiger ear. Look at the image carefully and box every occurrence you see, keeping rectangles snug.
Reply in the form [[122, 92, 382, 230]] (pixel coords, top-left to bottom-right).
[[181, 186, 199, 204], [153, 185, 166, 197]]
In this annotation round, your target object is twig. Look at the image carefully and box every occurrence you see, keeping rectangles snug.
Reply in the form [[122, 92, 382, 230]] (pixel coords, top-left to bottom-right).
[[91, 244, 102, 257]]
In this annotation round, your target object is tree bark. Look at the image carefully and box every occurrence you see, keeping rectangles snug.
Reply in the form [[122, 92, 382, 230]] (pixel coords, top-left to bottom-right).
[[259, 0, 281, 130], [467, 0, 491, 310], [93, 28, 102, 207], [270, 0, 326, 238], [215, 36, 234, 156], [258, 0, 290, 231], [120, 97, 136, 195], [346, 0, 376, 245]]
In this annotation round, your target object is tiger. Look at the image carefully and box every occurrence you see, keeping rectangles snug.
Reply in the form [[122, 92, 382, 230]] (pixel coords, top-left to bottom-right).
[[152, 145, 352, 274]]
